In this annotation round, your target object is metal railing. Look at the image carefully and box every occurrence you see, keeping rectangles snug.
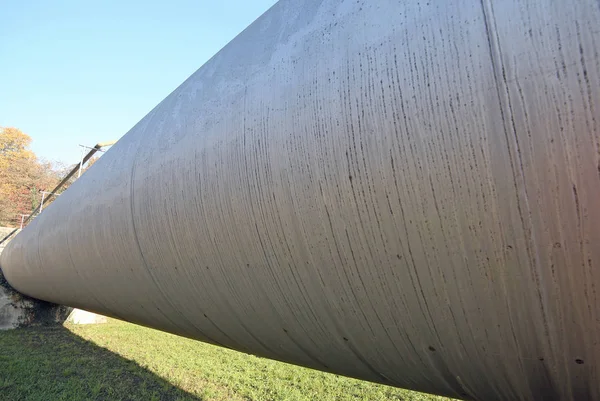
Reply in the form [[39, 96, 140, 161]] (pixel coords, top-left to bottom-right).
[[0, 140, 115, 246]]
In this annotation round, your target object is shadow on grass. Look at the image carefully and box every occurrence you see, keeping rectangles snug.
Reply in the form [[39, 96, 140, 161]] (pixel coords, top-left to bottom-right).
[[0, 325, 201, 401]]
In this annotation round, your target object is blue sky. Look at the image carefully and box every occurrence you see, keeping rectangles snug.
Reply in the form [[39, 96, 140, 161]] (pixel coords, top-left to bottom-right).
[[0, 0, 277, 165]]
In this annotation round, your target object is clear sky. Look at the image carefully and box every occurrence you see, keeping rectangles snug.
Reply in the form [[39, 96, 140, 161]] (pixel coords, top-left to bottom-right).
[[0, 0, 278, 166]]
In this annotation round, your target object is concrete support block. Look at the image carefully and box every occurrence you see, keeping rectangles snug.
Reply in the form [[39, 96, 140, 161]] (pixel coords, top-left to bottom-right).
[[66, 309, 108, 325], [0, 268, 72, 330]]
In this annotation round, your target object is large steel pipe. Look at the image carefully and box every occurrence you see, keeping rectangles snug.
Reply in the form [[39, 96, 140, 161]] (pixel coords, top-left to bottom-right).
[[2, 1, 599, 400]]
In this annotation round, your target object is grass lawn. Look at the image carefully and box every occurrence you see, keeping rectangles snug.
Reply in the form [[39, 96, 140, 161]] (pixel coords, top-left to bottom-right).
[[0, 319, 456, 401]]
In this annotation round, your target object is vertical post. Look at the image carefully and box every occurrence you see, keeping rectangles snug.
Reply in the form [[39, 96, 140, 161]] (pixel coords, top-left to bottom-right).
[[39, 191, 59, 214], [19, 214, 29, 229], [78, 145, 86, 178], [39, 191, 46, 213]]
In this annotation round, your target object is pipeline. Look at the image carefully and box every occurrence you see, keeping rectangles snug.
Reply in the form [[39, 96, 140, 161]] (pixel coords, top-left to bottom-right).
[[1, 1, 599, 400]]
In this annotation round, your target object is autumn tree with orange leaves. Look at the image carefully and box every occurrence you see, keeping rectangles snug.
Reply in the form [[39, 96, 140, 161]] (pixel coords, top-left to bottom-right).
[[0, 127, 59, 226]]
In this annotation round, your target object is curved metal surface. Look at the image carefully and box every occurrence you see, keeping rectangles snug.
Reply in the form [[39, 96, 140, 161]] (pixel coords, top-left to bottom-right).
[[2, 1, 599, 400]]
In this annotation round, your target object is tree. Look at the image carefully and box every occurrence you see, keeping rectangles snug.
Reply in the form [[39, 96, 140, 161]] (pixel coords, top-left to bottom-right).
[[0, 127, 59, 226]]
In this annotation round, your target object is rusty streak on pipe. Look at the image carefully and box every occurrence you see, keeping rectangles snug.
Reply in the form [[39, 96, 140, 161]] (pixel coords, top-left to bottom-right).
[[1, 1, 599, 400]]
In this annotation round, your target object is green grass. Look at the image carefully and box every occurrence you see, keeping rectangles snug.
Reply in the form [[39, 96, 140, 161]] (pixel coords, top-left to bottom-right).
[[0, 319, 455, 401]]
